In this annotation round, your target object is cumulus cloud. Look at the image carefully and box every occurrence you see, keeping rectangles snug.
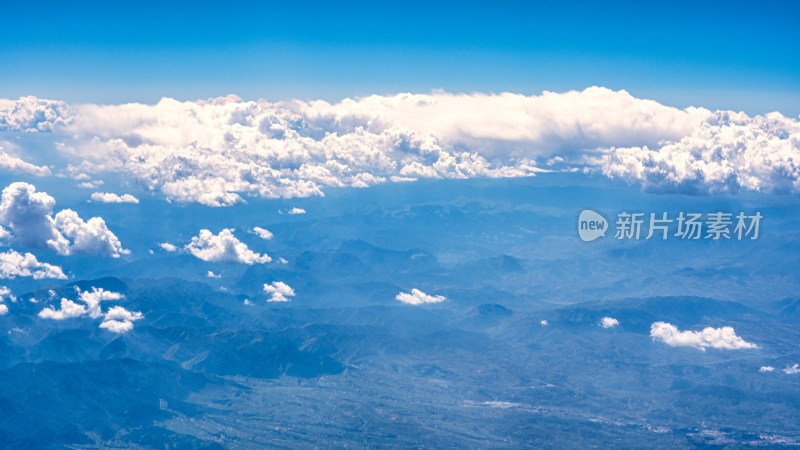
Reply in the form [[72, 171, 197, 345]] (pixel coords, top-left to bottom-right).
[[600, 316, 619, 328], [38, 298, 86, 320], [90, 192, 139, 203], [0, 304, 6, 315], [186, 228, 270, 264], [251, 226, 273, 240], [0, 286, 16, 302], [784, 364, 800, 375], [159, 242, 177, 252], [206, 270, 221, 278], [650, 322, 758, 351], [0, 182, 128, 257], [2, 89, 799, 200], [0, 250, 66, 279], [39, 287, 140, 332], [287, 207, 306, 215], [540, 319, 548, 326], [759, 366, 775, 373], [395, 288, 446, 305], [263, 281, 295, 302]]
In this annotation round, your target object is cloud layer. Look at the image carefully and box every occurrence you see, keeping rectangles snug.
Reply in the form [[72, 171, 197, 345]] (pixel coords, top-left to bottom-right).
[[650, 322, 758, 351], [2, 88, 797, 204]]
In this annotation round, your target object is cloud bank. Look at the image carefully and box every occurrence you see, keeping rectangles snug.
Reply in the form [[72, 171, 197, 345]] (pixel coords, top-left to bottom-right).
[[2, 88, 797, 204], [650, 322, 758, 351]]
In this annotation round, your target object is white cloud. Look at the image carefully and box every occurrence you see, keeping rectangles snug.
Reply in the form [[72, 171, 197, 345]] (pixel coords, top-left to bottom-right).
[[99, 319, 134, 333], [186, 228, 270, 264], [759, 366, 775, 373], [278, 257, 288, 264], [395, 288, 446, 305], [650, 322, 758, 351], [540, 319, 548, 326], [0, 250, 66, 279], [90, 192, 139, 203], [54, 209, 130, 258], [263, 281, 295, 302], [2, 89, 799, 200], [103, 305, 143, 322], [38, 298, 86, 320], [287, 207, 306, 215], [0, 304, 6, 315], [0, 286, 15, 302], [600, 316, 619, 328], [0, 182, 128, 257], [0, 146, 51, 176], [159, 242, 177, 252], [784, 364, 800, 375], [251, 226, 273, 240], [206, 270, 221, 278], [79, 287, 124, 319]]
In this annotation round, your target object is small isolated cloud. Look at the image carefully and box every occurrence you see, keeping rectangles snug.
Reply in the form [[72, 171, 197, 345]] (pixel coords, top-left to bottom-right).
[[186, 228, 270, 264], [0, 304, 7, 315], [90, 192, 139, 204], [650, 322, 758, 351], [540, 319, 548, 326], [207, 270, 221, 278], [159, 242, 177, 252], [38, 298, 86, 320], [251, 226, 273, 240], [600, 317, 619, 328], [287, 208, 306, 215], [0, 285, 16, 302], [263, 281, 295, 302], [278, 257, 288, 264], [99, 319, 134, 333], [0, 182, 128, 257], [0, 250, 66, 279], [784, 364, 800, 375], [395, 288, 446, 305], [759, 366, 776, 373]]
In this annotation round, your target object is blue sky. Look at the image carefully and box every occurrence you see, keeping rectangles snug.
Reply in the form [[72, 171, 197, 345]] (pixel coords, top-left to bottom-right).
[[1, 0, 799, 114]]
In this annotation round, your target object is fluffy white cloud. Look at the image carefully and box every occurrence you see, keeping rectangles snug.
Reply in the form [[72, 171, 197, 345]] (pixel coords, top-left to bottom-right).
[[251, 227, 273, 239], [2, 89, 799, 201], [0, 286, 16, 302], [207, 270, 221, 278], [650, 322, 758, 351], [0, 96, 70, 132], [159, 242, 177, 252], [103, 305, 143, 322], [54, 209, 130, 258], [38, 298, 86, 320], [186, 228, 270, 264], [395, 288, 446, 305], [784, 364, 800, 375], [79, 287, 124, 319], [600, 316, 619, 328], [0, 250, 66, 279], [759, 366, 775, 373], [0, 304, 6, 315], [540, 319, 548, 326], [90, 192, 139, 203], [99, 319, 134, 333], [0, 182, 128, 257], [287, 207, 306, 215], [263, 281, 295, 302], [0, 146, 50, 176]]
